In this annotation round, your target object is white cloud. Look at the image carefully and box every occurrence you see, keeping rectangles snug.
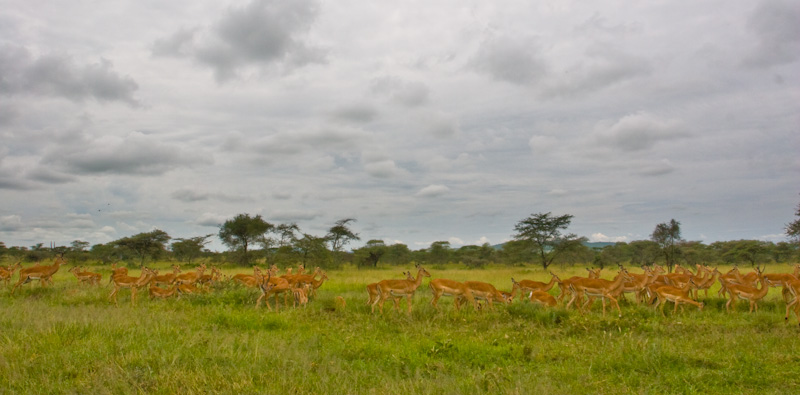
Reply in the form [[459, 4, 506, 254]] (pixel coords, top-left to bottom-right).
[[589, 233, 628, 243], [415, 184, 450, 198]]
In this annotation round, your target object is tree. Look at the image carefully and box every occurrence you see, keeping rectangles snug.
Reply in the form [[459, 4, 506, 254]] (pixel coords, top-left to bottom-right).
[[651, 219, 683, 272], [113, 229, 171, 266], [383, 243, 411, 266], [353, 239, 387, 268], [512, 212, 587, 269], [429, 241, 452, 264], [276, 223, 300, 247], [218, 214, 274, 265], [787, 197, 800, 244], [295, 233, 331, 266], [326, 218, 360, 266], [171, 235, 213, 264]]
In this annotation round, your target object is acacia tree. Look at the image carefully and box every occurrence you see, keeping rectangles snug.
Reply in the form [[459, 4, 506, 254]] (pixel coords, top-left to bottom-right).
[[512, 212, 586, 269], [353, 239, 387, 268], [651, 219, 682, 272], [326, 218, 360, 267], [171, 234, 213, 264], [218, 214, 274, 265], [113, 229, 171, 266]]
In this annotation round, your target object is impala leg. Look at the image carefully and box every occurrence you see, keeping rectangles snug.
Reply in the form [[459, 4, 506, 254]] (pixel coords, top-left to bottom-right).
[[131, 287, 137, 307]]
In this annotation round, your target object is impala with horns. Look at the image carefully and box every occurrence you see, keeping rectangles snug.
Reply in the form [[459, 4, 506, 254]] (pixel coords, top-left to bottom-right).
[[372, 264, 431, 314], [12, 255, 67, 294]]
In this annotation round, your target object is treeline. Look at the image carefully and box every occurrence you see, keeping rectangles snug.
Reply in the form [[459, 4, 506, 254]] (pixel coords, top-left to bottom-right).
[[2, 207, 799, 270]]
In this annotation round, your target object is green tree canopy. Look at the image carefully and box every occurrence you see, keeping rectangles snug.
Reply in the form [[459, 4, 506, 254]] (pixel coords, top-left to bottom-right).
[[326, 218, 360, 267], [651, 219, 682, 272], [113, 229, 171, 266], [787, 197, 800, 245], [171, 234, 213, 264], [218, 214, 274, 265], [512, 212, 586, 269]]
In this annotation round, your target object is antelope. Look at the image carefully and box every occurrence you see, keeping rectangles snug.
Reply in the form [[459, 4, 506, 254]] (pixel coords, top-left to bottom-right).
[[372, 264, 431, 314], [12, 255, 67, 294], [153, 265, 181, 286], [725, 267, 771, 313], [457, 281, 511, 310], [257, 270, 291, 311], [0, 261, 22, 287], [149, 283, 178, 299], [651, 278, 704, 316], [174, 264, 206, 286], [108, 268, 156, 307], [429, 276, 477, 311], [292, 283, 312, 307], [567, 267, 633, 317], [335, 296, 347, 310], [513, 272, 559, 301], [556, 267, 602, 304], [367, 271, 415, 307], [68, 266, 101, 286]]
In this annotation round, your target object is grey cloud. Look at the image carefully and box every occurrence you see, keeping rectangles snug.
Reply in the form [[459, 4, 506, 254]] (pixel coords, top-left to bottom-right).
[[742, 0, 800, 68], [171, 189, 210, 202], [0, 215, 23, 231], [635, 160, 676, 177], [27, 167, 76, 184], [268, 210, 322, 222], [543, 45, 651, 97], [331, 105, 378, 123], [370, 77, 429, 107], [0, 45, 139, 105], [416, 184, 450, 198], [599, 112, 688, 152], [44, 132, 213, 176], [154, 0, 325, 81], [471, 35, 547, 85]]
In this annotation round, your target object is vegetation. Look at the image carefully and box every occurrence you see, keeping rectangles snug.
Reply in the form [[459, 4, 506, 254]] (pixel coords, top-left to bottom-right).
[[0, 263, 799, 394], [512, 212, 587, 269]]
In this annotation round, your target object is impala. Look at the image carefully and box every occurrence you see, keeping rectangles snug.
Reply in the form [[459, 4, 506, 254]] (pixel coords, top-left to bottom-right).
[[372, 264, 431, 314], [613, 267, 657, 304], [457, 281, 510, 310], [109, 267, 156, 307], [12, 255, 67, 294], [197, 266, 222, 289], [153, 265, 181, 286], [783, 277, 800, 326], [429, 276, 476, 311], [763, 269, 799, 303], [292, 283, 312, 307], [513, 272, 559, 301], [725, 267, 771, 313], [367, 271, 414, 307], [149, 283, 178, 299], [528, 290, 558, 307], [556, 267, 602, 304], [232, 267, 263, 288], [567, 267, 632, 317], [651, 278, 703, 316], [694, 267, 721, 299], [0, 261, 22, 287], [174, 264, 206, 286], [307, 271, 329, 298], [68, 266, 101, 286], [257, 271, 292, 311]]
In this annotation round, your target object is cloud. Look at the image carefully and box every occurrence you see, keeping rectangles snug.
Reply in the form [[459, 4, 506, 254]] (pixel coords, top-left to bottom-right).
[[635, 159, 676, 177], [0, 215, 23, 231], [330, 105, 379, 123], [542, 44, 651, 97], [529, 135, 558, 154], [589, 232, 628, 243], [471, 34, 547, 85], [43, 131, 213, 176], [364, 159, 403, 178], [416, 184, 450, 198], [742, 0, 800, 68], [154, 0, 325, 81], [195, 213, 228, 227], [0, 45, 139, 105], [598, 112, 687, 152], [370, 76, 429, 107]]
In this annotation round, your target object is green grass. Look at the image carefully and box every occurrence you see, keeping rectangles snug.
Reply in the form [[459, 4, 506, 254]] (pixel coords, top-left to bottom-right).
[[0, 264, 798, 394]]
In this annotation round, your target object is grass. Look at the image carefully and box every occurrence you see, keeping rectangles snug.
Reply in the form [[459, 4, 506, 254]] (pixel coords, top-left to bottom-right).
[[0, 263, 799, 394]]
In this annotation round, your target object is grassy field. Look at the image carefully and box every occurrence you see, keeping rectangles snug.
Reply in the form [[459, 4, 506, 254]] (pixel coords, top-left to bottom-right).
[[1, 263, 799, 394]]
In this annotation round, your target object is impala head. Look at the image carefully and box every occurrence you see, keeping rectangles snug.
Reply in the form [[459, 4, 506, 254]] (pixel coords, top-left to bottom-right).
[[549, 272, 562, 283], [418, 266, 431, 277], [403, 271, 414, 280]]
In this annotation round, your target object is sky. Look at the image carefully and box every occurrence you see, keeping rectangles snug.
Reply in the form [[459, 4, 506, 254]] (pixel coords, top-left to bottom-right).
[[1, 0, 798, 252]]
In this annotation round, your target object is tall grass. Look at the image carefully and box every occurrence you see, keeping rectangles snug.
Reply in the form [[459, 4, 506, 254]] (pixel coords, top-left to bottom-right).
[[0, 263, 798, 394]]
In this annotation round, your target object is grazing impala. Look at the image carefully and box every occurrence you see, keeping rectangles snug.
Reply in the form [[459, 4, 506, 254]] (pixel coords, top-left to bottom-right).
[[429, 276, 476, 311], [149, 283, 178, 299], [783, 276, 800, 326], [12, 255, 67, 294], [513, 272, 559, 301], [0, 261, 22, 287], [373, 264, 431, 314], [109, 267, 156, 307], [457, 281, 511, 310]]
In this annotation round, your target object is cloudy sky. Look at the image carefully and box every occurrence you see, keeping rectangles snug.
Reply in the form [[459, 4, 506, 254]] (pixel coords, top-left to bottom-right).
[[1, 0, 798, 252]]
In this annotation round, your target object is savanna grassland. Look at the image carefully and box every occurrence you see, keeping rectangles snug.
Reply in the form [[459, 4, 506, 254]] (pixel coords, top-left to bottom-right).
[[1, 263, 799, 394]]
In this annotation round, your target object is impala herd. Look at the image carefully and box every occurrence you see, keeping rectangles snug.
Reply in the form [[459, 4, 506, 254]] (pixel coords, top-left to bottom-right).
[[2, 256, 800, 325]]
